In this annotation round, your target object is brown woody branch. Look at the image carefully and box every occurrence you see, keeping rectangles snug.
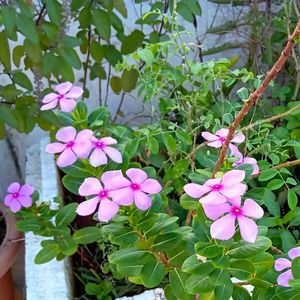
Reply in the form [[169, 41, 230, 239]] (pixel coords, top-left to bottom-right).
[[212, 21, 300, 177]]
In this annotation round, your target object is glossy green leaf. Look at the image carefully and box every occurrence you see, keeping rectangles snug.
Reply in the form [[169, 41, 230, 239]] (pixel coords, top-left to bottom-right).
[[55, 203, 78, 227], [141, 260, 165, 288], [121, 30, 144, 54], [73, 227, 103, 244]]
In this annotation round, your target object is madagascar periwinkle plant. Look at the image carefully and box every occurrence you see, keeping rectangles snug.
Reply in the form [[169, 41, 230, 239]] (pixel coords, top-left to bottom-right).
[[2, 8, 300, 300]]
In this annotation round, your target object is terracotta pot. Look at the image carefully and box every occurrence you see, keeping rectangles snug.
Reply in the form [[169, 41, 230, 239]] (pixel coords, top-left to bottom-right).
[[0, 202, 23, 300]]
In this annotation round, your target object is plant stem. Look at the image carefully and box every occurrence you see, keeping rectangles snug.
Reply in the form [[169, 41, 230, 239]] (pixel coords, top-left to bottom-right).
[[212, 20, 300, 177]]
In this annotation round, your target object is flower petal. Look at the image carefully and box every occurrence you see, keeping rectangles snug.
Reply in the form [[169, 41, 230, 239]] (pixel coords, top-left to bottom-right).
[[89, 149, 107, 167], [229, 144, 240, 156], [104, 146, 123, 163], [141, 179, 162, 194], [102, 170, 131, 190], [288, 246, 300, 260], [56, 148, 77, 168], [203, 178, 221, 187], [238, 216, 258, 243], [202, 202, 231, 220], [19, 184, 34, 196], [110, 187, 134, 205], [100, 137, 117, 145], [201, 132, 217, 141], [10, 200, 22, 213], [207, 140, 223, 148], [222, 170, 245, 185], [277, 269, 294, 287], [59, 99, 77, 112], [200, 191, 227, 205], [45, 142, 66, 154], [40, 99, 59, 111], [98, 199, 119, 222], [126, 168, 148, 184], [76, 196, 99, 216], [275, 258, 292, 271], [64, 86, 83, 98], [242, 198, 264, 219], [55, 81, 72, 94], [18, 195, 32, 207], [184, 183, 210, 198], [4, 194, 13, 206], [76, 129, 94, 142], [79, 178, 102, 196], [56, 126, 77, 142], [134, 191, 152, 210], [227, 196, 241, 207], [7, 182, 20, 193], [215, 128, 229, 137], [210, 214, 236, 240], [221, 183, 247, 198], [72, 140, 92, 159], [42, 92, 59, 103], [232, 133, 245, 144], [243, 157, 259, 175]]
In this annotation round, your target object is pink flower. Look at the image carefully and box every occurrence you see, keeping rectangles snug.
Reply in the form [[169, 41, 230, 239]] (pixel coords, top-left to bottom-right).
[[184, 170, 247, 205], [203, 197, 263, 243], [89, 137, 122, 167], [76, 173, 123, 222], [4, 182, 34, 213], [275, 246, 300, 287], [46, 126, 93, 168], [108, 168, 162, 211], [41, 81, 83, 112], [201, 128, 245, 156], [233, 151, 259, 175]]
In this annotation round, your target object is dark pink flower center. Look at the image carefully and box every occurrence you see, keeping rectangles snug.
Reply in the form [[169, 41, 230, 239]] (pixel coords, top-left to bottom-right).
[[130, 183, 140, 191], [57, 94, 65, 100], [66, 141, 75, 148], [219, 137, 226, 143], [231, 206, 243, 217], [94, 141, 105, 149], [12, 192, 19, 198], [212, 184, 223, 191], [98, 189, 109, 199]]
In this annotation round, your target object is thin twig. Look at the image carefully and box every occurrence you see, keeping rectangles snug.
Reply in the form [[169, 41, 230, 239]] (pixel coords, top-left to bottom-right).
[[113, 91, 126, 122], [35, 4, 46, 25], [212, 21, 300, 177], [82, 25, 91, 98]]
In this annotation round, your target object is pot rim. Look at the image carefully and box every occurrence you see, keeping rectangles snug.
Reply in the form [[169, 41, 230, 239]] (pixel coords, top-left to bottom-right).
[[0, 202, 23, 278]]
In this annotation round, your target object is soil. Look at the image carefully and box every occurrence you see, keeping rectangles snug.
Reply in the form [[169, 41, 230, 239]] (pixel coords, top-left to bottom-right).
[[0, 212, 6, 246]]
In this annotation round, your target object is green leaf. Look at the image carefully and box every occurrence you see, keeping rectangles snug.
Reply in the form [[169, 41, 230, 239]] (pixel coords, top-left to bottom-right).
[[57, 234, 78, 256], [163, 133, 176, 155], [34, 243, 60, 264], [176, 2, 194, 23], [141, 260, 165, 288], [169, 269, 194, 300], [16, 218, 42, 233], [185, 274, 214, 294], [113, 0, 128, 17], [137, 48, 155, 64], [0, 106, 19, 129], [1, 6, 16, 38], [176, 130, 193, 145], [172, 159, 189, 178], [232, 286, 251, 300], [292, 256, 300, 279], [103, 225, 138, 247], [109, 248, 153, 265], [182, 255, 214, 275], [180, 194, 199, 210], [147, 136, 159, 155], [215, 283, 233, 300], [12, 72, 33, 90], [237, 87, 249, 101], [16, 15, 39, 44], [73, 227, 103, 244], [13, 46, 24, 68], [110, 76, 122, 93], [251, 252, 274, 275], [152, 232, 182, 251], [121, 30, 144, 54], [195, 241, 223, 259], [93, 9, 111, 41], [267, 179, 285, 190], [227, 236, 272, 258], [55, 203, 78, 227], [0, 31, 11, 70], [88, 106, 110, 128], [209, 269, 231, 286], [121, 69, 139, 92], [280, 230, 296, 252], [288, 190, 298, 210], [228, 259, 256, 280], [258, 169, 278, 181]]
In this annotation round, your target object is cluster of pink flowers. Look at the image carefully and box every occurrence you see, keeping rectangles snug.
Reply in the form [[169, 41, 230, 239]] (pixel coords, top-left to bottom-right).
[[184, 169, 264, 243], [202, 128, 259, 175], [275, 246, 300, 287], [3, 182, 34, 212], [46, 126, 122, 168], [76, 169, 162, 222]]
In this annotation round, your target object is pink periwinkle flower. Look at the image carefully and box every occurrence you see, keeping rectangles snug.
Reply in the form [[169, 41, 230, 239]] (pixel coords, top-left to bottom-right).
[[275, 246, 300, 287], [203, 197, 264, 243], [108, 168, 162, 211], [201, 128, 245, 156], [89, 137, 122, 167], [41, 81, 83, 112], [77, 172, 126, 222], [233, 151, 259, 175], [46, 126, 93, 168], [4, 182, 34, 213], [184, 170, 247, 205]]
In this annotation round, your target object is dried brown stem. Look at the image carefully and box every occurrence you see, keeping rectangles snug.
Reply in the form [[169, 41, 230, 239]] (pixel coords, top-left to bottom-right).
[[212, 21, 300, 177]]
